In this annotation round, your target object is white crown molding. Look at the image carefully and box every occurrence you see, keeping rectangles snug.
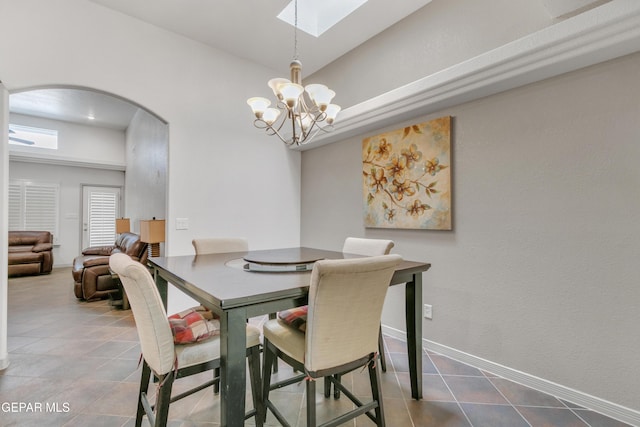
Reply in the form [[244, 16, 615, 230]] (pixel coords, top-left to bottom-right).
[[296, 0, 640, 151], [9, 152, 125, 171]]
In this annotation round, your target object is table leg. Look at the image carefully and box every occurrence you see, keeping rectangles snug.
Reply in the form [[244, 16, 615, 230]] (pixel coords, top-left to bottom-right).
[[153, 269, 168, 310], [405, 273, 423, 399], [220, 307, 248, 427]]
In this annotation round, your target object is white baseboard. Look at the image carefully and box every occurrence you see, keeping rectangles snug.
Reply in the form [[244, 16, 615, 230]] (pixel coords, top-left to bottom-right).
[[381, 325, 640, 427]]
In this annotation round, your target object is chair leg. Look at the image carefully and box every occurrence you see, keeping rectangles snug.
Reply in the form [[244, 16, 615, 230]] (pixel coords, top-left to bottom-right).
[[261, 340, 275, 423], [154, 372, 174, 427], [136, 361, 152, 427], [378, 326, 387, 373], [323, 376, 331, 398], [268, 313, 278, 373], [333, 374, 341, 399], [213, 367, 220, 393], [368, 356, 386, 427], [306, 378, 317, 427], [248, 346, 263, 427]]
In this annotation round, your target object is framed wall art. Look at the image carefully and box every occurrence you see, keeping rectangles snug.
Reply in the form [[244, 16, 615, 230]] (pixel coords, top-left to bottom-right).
[[362, 116, 452, 230]]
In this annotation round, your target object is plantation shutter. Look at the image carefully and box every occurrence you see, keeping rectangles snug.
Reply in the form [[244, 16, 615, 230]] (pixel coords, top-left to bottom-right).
[[8, 182, 22, 230], [88, 190, 118, 247], [8, 180, 60, 243]]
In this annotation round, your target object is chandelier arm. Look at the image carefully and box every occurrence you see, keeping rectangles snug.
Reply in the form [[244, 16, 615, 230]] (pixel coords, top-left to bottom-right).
[[314, 122, 335, 133], [262, 121, 297, 145], [300, 127, 323, 145], [253, 117, 297, 144]]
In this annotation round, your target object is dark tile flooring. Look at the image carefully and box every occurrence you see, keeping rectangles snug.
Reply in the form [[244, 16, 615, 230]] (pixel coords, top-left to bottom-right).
[[1, 268, 634, 426]]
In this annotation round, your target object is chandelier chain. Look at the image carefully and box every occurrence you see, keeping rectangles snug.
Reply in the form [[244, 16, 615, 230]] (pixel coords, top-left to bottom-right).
[[246, 0, 340, 146], [293, 0, 299, 60]]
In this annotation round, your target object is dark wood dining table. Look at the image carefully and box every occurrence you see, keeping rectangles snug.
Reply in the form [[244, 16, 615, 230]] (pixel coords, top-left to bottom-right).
[[147, 247, 430, 427]]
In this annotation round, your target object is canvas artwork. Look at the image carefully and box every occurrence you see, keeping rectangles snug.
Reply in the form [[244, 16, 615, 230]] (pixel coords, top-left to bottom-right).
[[362, 116, 452, 230]]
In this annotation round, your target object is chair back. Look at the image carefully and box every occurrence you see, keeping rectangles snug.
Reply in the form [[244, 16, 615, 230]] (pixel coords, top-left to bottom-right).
[[342, 237, 394, 257], [305, 254, 402, 373], [109, 253, 175, 376], [192, 237, 248, 255]]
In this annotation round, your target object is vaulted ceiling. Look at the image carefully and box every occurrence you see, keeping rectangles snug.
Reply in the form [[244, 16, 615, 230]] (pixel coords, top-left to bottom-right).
[[9, 0, 609, 130]]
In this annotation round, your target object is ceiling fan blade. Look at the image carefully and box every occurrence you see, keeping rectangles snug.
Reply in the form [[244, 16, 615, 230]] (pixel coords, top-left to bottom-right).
[[9, 136, 36, 145]]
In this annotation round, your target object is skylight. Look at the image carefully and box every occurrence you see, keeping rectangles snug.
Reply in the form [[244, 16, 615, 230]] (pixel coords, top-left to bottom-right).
[[277, 0, 369, 37]]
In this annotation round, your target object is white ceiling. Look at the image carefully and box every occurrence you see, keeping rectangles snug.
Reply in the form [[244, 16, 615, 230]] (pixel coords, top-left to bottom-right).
[[9, 0, 607, 131], [87, 0, 433, 75], [10, 0, 432, 131], [10, 88, 140, 131]]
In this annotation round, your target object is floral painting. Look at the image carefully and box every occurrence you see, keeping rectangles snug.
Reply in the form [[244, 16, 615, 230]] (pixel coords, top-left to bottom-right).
[[362, 117, 452, 230]]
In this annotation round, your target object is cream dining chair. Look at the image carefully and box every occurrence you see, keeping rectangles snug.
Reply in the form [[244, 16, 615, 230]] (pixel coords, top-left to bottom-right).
[[261, 254, 402, 427], [342, 237, 394, 371], [192, 237, 249, 254], [191, 237, 251, 385], [109, 253, 262, 427]]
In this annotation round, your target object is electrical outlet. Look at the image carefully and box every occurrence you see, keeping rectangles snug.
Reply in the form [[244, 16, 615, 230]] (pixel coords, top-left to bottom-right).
[[176, 218, 189, 230], [423, 304, 433, 319]]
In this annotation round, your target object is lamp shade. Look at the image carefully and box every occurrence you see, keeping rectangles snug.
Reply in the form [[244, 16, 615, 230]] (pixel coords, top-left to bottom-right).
[[115, 218, 130, 234], [140, 219, 165, 244], [247, 97, 271, 117]]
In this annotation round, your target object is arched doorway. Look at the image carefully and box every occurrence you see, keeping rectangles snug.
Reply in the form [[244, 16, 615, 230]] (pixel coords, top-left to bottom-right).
[[1, 85, 168, 370], [8, 86, 168, 264]]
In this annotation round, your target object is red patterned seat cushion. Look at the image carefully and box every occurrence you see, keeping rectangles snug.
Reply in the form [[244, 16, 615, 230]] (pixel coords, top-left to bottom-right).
[[168, 305, 220, 344], [278, 305, 308, 332]]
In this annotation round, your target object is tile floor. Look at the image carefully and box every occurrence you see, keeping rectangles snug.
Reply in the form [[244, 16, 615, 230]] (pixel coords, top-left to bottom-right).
[[1, 267, 634, 426]]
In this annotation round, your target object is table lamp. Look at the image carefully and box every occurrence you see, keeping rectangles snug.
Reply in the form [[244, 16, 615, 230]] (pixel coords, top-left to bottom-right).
[[140, 218, 165, 257], [115, 218, 130, 235]]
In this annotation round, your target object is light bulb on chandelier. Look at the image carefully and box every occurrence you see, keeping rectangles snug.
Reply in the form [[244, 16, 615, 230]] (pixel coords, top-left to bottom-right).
[[247, 1, 340, 146]]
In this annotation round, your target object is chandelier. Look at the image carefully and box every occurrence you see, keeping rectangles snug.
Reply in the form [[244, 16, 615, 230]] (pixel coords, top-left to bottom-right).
[[247, 0, 340, 146]]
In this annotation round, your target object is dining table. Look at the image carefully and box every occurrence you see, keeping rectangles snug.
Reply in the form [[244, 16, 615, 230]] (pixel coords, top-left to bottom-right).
[[147, 247, 430, 427]]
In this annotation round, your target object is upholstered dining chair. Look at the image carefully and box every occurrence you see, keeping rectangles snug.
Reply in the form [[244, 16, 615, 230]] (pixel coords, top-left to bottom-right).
[[341, 237, 394, 259], [192, 237, 248, 255], [191, 237, 254, 382], [342, 237, 394, 374], [262, 254, 402, 427], [109, 253, 263, 427]]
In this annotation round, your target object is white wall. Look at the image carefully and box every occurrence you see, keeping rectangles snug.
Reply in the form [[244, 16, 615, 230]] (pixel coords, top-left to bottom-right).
[[301, 52, 640, 414], [0, 0, 301, 315], [0, 83, 9, 370], [0, 0, 301, 254], [9, 161, 125, 266], [7, 113, 127, 266], [9, 113, 125, 167]]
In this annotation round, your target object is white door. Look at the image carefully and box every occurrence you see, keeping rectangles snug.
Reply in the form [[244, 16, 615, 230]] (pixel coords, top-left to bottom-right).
[[82, 185, 122, 248]]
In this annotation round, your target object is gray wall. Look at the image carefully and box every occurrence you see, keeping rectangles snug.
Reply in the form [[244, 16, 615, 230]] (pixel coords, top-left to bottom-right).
[[309, 0, 554, 107], [301, 52, 640, 411], [124, 109, 168, 238]]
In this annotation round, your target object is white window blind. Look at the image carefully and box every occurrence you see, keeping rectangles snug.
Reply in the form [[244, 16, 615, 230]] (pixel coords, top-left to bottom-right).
[[88, 190, 118, 247], [8, 183, 22, 230], [9, 180, 60, 243]]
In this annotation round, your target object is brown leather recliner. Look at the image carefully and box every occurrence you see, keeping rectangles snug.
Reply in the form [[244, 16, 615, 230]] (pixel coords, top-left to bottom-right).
[[72, 232, 148, 301], [8, 231, 54, 277]]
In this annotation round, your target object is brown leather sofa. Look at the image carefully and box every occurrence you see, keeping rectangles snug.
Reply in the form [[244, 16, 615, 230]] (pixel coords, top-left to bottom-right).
[[8, 231, 54, 277], [72, 232, 148, 301]]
